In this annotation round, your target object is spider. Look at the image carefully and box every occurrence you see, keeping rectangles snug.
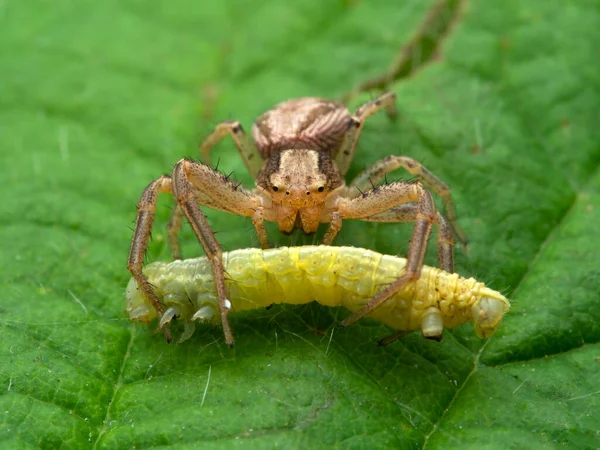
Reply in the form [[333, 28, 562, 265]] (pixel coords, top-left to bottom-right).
[[128, 92, 467, 347]]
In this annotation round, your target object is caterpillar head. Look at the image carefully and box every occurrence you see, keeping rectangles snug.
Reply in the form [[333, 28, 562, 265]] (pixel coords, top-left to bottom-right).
[[471, 289, 511, 338]]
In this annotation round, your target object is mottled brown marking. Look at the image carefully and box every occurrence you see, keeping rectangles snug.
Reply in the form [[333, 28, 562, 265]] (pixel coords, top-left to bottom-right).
[[252, 98, 351, 157]]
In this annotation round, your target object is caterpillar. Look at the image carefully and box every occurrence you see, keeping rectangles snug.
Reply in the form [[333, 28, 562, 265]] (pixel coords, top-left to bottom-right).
[[126, 245, 510, 344]]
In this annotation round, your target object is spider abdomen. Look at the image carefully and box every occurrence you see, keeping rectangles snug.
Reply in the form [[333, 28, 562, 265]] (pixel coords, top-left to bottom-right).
[[252, 98, 351, 157]]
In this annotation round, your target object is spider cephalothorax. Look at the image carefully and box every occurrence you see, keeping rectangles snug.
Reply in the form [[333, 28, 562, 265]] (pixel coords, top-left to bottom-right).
[[128, 92, 467, 346], [256, 149, 343, 233]]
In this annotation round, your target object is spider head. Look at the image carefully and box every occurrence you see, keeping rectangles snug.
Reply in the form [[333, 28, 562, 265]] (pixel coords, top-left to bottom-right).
[[257, 149, 343, 208]]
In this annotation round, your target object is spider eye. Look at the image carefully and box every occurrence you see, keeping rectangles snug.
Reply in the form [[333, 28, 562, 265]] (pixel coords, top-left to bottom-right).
[[317, 186, 325, 192], [272, 186, 279, 192]]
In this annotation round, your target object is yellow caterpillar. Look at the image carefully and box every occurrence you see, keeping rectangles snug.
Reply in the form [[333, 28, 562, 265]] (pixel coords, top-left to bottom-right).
[[126, 246, 510, 343]]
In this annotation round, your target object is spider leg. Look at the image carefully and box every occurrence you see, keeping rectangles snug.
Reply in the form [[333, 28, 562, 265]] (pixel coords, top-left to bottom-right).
[[172, 159, 270, 346], [378, 330, 409, 347], [333, 182, 436, 328], [335, 91, 397, 175], [349, 155, 467, 248], [166, 182, 258, 260], [167, 204, 184, 260], [177, 159, 270, 249], [362, 203, 454, 273], [200, 120, 264, 178], [127, 175, 174, 342], [362, 203, 454, 342], [172, 162, 232, 346]]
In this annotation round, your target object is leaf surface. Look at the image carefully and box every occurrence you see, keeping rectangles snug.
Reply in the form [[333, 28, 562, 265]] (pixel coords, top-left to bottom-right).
[[1, 0, 599, 448]]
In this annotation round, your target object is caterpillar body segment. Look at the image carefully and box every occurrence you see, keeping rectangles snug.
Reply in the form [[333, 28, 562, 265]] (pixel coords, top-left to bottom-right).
[[126, 246, 509, 343]]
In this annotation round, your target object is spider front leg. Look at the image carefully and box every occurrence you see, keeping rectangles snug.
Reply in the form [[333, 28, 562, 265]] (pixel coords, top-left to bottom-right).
[[128, 175, 174, 342], [200, 120, 264, 178], [167, 204, 184, 260], [349, 155, 468, 248], [330, 182, 438, 331], [172, 159, 270, 346], [335, 91, 397, 175], [361, 203, 455, 344], [166, 173, 265, 260], [363, 203, 455, 273]]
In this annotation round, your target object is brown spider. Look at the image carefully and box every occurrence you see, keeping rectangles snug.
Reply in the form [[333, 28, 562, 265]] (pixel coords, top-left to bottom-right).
[[128, 92, 467, 346]]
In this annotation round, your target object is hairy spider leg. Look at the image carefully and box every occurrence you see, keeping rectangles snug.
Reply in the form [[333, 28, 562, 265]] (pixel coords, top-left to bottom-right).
[[348, 155, 468, 247], [167, 205, 184, 260], [361, 203, 455, 342], [335, 91, 398, 175], [363, 204, 454, 273], [128, 175, 175, 342], [334, 183, 437, 330], [200, 120, 264, 178], [171, 159, 274, 346]]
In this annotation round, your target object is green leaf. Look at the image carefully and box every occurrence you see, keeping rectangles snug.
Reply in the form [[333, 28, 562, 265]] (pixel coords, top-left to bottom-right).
[[2, 0, 599, 448]]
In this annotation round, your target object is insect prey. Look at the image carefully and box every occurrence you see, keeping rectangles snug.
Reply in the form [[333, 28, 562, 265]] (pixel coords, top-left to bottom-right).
[[126, 246, 509, 344]]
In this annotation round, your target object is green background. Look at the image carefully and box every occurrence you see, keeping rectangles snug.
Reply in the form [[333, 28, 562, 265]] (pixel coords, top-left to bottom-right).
[[2, 0, 599, 448]]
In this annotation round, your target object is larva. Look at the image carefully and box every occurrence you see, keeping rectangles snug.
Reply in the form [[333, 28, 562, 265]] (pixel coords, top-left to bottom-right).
[[126, 246, 510, 343]]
